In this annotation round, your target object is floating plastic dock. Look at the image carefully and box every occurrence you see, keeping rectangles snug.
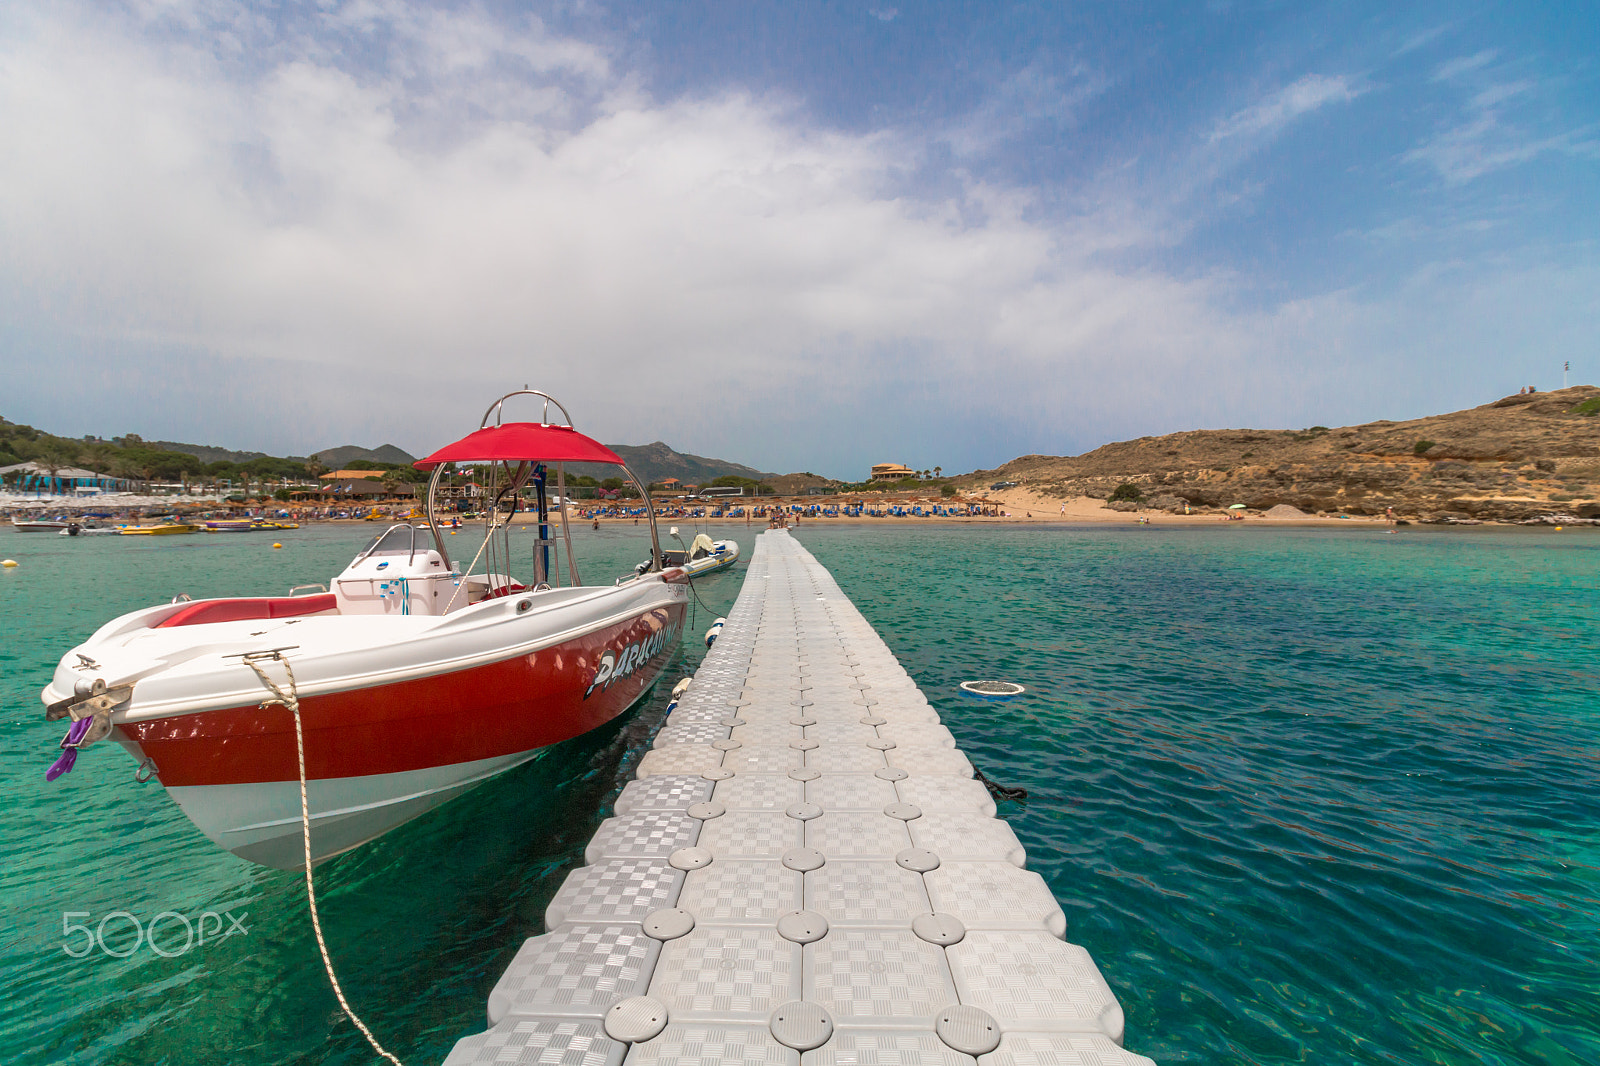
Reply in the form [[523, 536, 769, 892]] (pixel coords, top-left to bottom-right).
[[443, 530, 1153, 1065]]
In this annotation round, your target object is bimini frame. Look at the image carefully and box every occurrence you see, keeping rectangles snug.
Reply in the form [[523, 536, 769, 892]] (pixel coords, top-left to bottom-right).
[[422, 390, 663, 582]]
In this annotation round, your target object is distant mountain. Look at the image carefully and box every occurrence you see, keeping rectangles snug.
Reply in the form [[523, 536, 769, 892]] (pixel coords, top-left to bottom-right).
[[312, 444, 417, 468], [146, 440, 271, 464], [569, 441, 776, 488]]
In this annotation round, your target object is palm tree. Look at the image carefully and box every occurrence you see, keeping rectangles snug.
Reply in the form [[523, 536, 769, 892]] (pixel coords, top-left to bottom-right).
[[934, 466, 942, 479], [108, 455, 141, 489], [34, 440, 79, 494]]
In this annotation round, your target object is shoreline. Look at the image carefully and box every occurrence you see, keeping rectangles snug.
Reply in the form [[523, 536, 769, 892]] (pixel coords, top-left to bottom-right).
[[4, 492, 1590, 531]]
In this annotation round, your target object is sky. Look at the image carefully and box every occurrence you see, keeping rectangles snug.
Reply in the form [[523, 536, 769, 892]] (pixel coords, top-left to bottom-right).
[[1, 1, 1595, 479]]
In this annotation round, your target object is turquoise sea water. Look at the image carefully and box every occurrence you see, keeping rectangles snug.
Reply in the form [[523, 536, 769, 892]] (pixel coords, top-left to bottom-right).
[[2, 521, 1598, 1064]]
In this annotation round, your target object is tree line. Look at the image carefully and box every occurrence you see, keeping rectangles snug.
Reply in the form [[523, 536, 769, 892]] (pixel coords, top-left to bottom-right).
[[0, 420, 327, 496]]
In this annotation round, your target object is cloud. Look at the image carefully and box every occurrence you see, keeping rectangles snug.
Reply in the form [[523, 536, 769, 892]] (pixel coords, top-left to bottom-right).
[[1402, 51, 1597, 185], [1210, 74, 1360, 142], [0, 2, 1590, 477], [1402, 115, 1596, 184], [0, 0, 1235, 470], [941, 58, 1107, 158], [1432, 50, 1497, 82]]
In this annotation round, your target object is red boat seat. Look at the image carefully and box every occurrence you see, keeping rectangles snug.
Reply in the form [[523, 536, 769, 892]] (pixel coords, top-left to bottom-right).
[[157, 594, 338, 628]]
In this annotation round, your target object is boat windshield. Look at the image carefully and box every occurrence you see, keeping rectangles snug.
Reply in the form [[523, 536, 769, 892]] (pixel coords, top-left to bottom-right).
[[359, 525, 425, 557]]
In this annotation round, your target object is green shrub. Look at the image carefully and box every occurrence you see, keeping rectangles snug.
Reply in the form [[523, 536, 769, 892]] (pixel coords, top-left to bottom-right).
[[1109, 482, 1144, 502], [940, 485, 957, 497], [1414, 440, 1436, 455], [1572, 397, 1600, 416]]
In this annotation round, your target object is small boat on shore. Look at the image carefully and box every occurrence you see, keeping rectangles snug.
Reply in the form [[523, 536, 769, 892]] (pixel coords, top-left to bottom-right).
[[119, 522, 200, 536], [38, 390, 687, 868], [203, 519, 257, 533], [11, 517, 70, 531]]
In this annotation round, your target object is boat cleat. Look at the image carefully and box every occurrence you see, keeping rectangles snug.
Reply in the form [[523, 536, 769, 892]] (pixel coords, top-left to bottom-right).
[[44, 678, 133, 751]]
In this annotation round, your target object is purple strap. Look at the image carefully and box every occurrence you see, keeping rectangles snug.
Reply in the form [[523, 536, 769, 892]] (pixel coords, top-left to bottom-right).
[[45, 748, 77, 782], [45, 717, 96, 782]]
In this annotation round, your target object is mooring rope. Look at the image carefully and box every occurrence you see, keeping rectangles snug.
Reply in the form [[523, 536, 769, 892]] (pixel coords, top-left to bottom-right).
[[973, 766, 1029, 802], [247, 654, 404, 1066]]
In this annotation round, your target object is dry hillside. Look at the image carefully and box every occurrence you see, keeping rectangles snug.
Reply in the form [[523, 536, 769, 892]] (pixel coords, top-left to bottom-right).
[[958, 387, 1600, 521]]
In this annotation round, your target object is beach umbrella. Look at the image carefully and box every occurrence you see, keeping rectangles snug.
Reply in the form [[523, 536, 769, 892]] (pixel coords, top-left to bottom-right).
[[1228, 503, 1248, 509]]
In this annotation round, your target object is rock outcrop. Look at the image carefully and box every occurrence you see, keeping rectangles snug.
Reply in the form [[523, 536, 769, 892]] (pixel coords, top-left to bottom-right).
[[960, 387, 1600, 522]]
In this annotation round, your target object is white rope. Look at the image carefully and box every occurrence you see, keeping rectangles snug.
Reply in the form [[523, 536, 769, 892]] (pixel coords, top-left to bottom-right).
[[248, 655, 404, 1066], [441, 511, 508, 614]]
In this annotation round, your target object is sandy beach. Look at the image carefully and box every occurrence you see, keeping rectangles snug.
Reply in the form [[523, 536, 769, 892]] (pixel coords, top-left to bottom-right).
[[561, 489, 1395, 527], [0, 488, 1447, 530]]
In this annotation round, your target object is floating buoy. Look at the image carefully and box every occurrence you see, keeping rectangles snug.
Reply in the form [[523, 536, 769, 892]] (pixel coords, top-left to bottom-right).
[[272, 542, 283, 549], [959, 680, 1026, 700], [665, 677, 693, 713], [1, 559, 17, 568], [705, 617, 726, 648]]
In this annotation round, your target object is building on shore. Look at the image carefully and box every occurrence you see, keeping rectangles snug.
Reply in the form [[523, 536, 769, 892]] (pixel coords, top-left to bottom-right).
[[0, 461, 130, 495], [869, 462, 916, 481]]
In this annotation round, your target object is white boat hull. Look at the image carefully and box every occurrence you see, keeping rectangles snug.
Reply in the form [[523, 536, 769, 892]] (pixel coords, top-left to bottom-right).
[[162, 749, 545, 868]]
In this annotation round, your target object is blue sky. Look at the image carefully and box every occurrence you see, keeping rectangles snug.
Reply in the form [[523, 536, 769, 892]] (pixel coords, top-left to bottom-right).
[[0, 1, 1595, 478]]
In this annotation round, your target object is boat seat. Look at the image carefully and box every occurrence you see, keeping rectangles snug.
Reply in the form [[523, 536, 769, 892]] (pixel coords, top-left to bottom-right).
[[157, 594, 338, 628]]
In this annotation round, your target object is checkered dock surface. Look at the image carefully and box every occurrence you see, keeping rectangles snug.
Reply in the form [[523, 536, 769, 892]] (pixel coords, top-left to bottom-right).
[[444, 530, 1153, 1066]]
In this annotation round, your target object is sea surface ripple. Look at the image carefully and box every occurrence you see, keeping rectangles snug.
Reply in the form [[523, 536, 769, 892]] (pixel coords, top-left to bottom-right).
[[795, 523, 1600, 1066], [0, 521, 1596, 1065]]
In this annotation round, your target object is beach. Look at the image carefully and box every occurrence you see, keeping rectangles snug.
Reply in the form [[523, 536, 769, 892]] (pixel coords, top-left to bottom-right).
[[11, 482, 1582, 534]]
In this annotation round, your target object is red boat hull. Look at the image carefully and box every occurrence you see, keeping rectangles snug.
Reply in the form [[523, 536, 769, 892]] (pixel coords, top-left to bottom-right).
[[124, 603, 685, 787], [107, 601, 686, 868]]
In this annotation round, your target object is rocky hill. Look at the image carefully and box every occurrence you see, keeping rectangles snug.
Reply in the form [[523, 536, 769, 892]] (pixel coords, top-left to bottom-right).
[[958, 387, 1600, 522], [312, 443, 417, 468], [573, 441, 775, 488]]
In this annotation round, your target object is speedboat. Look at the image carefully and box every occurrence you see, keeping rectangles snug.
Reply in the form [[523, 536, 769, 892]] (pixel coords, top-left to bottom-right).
[[203, 519, 258, 533], [59, 523, 122, 536], [661, 530, 740, 577], [120, 522, 199, 535], [38, 391, 689, 869], [11, 517, 70, 531]]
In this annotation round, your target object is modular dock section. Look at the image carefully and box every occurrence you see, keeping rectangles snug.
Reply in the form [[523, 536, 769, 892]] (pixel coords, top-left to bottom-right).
[[443, 530, 1153, 1065]]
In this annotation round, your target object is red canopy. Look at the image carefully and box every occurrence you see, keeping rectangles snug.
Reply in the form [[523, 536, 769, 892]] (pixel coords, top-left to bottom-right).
[[414, 422, 625, 470]]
